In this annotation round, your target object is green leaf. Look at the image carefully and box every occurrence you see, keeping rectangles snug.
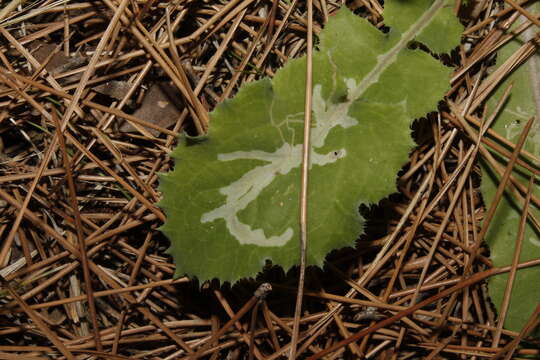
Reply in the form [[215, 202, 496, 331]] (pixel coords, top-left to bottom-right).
[[159, 0, 462, 282], [481, 3, 540, 335]]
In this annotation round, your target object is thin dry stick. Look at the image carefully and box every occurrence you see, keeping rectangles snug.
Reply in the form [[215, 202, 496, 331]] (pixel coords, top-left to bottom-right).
[[248, 300, 261, 360], [51, 111, 102, 351], [0, 0, 22, 22], [63, 1, 69, 56], [111, 232, 154, 354], [493, 304, 540, 360], [503, 0, 540, 27], [290, 1, 313, 359], [262, 302, 281, 351], [492, 176, 535, 346], [266, 0, 280, 46]]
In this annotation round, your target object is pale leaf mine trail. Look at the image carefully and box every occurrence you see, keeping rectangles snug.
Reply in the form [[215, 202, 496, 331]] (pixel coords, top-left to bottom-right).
[[201, 0, 447, 246]]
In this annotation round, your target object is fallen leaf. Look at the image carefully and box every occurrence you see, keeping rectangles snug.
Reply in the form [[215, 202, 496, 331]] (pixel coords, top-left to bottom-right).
[[120, 81, 181, 136]]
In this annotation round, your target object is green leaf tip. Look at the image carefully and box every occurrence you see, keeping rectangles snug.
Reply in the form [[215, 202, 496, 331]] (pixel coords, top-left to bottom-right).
[[159, 0, 462, 283]]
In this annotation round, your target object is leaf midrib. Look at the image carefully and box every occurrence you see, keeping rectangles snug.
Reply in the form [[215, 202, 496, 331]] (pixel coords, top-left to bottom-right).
[[349, 0, 448, 102]]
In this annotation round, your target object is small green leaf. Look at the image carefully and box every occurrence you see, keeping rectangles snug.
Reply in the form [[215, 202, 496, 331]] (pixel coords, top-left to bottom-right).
[[481, 3, 540, 335], [159, 0, 462, 282]]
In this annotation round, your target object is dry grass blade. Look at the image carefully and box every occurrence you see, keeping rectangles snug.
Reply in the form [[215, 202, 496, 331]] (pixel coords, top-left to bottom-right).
[[290, 1, 314, 359]]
